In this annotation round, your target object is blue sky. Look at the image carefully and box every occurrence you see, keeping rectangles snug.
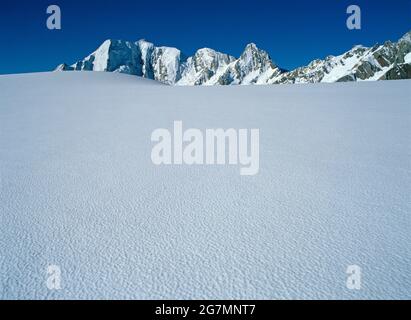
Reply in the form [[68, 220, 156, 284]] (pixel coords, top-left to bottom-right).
[[0, 0, 410, 74]]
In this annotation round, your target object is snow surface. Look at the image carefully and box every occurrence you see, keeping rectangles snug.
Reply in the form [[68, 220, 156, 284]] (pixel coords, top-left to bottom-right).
[[1, 72, 410, 299]]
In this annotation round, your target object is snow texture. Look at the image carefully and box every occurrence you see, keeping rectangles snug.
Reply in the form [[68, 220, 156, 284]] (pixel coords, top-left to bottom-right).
[[0, 72, 410, 299]]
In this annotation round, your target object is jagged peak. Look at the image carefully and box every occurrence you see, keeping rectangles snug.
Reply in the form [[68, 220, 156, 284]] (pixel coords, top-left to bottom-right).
[[194, 47, 234, 59], [154, 45, 181, 54], [90, 39, 111, 53], [399, 30, 411, 43], [238, 42, 274, 71], [136, 39, 154, 46], [100, 39, 112, 45], [91, 39, 127, 55], [195, 47, 219, 55], [244, 43, 258, 50], [241, 42, 270, 58], [351, 44, 367, 50], [54, 63, 71, 71], [94, 39, 140, 51]]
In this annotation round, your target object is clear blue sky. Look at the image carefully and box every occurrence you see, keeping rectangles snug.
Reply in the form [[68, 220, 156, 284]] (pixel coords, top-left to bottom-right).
[[0, 0, 410, 74]]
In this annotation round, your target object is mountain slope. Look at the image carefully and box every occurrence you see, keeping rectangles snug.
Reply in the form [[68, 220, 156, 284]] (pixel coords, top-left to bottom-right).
[[271, 31, 411, 84], [57, 30, 411, 85]]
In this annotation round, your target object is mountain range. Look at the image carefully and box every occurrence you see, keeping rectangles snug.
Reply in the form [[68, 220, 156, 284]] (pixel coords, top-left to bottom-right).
[[57, 30, 411, 85]]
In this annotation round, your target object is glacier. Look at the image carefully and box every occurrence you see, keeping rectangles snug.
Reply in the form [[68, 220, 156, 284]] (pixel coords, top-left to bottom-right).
[[0, 71, 410, 299]]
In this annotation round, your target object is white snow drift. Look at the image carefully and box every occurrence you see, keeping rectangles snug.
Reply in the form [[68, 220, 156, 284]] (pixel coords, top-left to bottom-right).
[[0, 72, 410, 299]]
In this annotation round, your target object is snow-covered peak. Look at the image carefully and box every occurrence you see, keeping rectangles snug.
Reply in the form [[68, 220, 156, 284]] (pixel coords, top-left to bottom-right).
[[270, 30, 411, 84], [229, 43, 280, 84], [194, 47, 233, 60], [351, 44, 366, 50], [243, 42, 258, 51], [136, 39, 152, 45], [239, 43, 275, 71], [192, 48, 235, 70], [241, 43, 269, 59], [195, 47, 218, 55], [68, 39, 143, 75], [399, 30, 411, 44], [92, 39, 111, 57], [54, 63, 71, 71], [151, 46, 185, 84], [177, 48, 235, 85], [136, 39, 155, 55], [75, 39, 111, 71]]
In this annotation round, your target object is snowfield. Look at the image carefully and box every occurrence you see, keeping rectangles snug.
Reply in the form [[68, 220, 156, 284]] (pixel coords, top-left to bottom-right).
[[0, 72, 410, 299]]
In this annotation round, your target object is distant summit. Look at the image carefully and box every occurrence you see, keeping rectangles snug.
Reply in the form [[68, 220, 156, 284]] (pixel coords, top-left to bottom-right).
[[57, 30, 411, 85]]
